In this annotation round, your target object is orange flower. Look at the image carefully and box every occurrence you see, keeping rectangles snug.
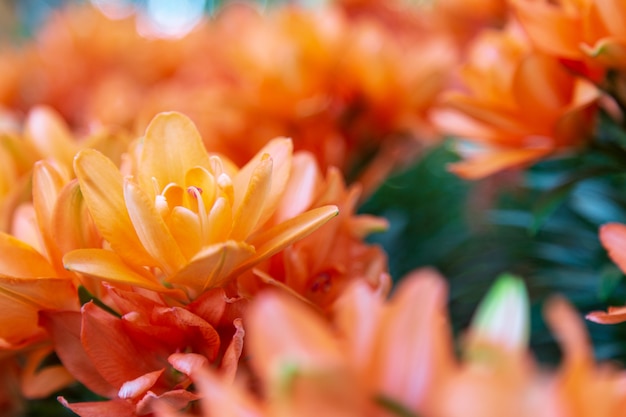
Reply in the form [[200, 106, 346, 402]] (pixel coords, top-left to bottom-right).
[[511, 0, 626, 72], [238, 152, 389, 312], [435, 20, 600, 179], [64, 112, 338, 299]]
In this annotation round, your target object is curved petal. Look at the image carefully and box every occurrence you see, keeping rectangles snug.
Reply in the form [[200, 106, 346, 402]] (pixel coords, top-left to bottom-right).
[[0, 232, 55, 278], [586, 306, 626, 324], [63, 248, 179, 295], [118, 369, 164, 399], [236, 205, 339, 275], [138, 112, 211, 198], [40, 310, 116, 397], [124, 180, 186, 275], [447, 146, 551, 180], [74, 149, 155, 267], [599, 223, 626, 274], [52, 179, 101, 254], [233, 138, 292, 226], [230, 155, 273, 240], [167, 241, 256, 292], [0, 277, 75, 347], [25, 106, 77, 168], [247, 291, 344, 383]]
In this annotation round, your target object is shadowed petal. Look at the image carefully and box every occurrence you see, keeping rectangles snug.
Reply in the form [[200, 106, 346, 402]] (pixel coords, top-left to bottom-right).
[[40, 310, 116, 397], [124, 180, 186, 275], [230, 156, 273, 240], [233, 138, 292, 226]]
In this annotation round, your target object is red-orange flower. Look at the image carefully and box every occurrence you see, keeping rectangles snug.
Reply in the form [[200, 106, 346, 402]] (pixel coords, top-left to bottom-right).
[[41, 285, 245, 417]]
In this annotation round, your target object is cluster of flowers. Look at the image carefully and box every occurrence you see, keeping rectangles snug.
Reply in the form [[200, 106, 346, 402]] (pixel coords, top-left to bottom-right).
[[1, 0, 626, 416]]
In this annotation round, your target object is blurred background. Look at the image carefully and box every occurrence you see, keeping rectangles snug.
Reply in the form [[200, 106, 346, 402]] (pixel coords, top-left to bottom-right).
[[3, 2, 626, 415]]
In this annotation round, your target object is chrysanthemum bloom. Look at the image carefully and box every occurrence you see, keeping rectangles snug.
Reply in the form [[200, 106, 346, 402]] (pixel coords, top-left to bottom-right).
[[157, 272, 626, 417], [238, 152, 390, 312], [41, 284, 246, 417], [587, 223, 626, 323], [63, 112, 338, 300], [511, 0, 626, 74], [434, 20, 600, 179]]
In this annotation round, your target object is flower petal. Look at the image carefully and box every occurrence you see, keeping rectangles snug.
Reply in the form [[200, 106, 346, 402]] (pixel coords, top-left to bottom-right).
[[599, 223, 626, 274], [167, 241, 256, 292], [138, 112, 211, 198], [63, 248, 183, 296], [25, 106, 77, 167], [235, 205, 339, 275], [0, 232, 56, 278], [58, 397, 136, 417], [40, 310, 116, 397], [230, 155, 273, 240], [74, 148, 155, 267], [123, 180, 186, 275], [233, 138, 292, 226]]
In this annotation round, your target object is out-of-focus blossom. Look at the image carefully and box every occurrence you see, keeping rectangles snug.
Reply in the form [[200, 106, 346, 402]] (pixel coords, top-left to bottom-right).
[[41, 284, 245, 416], [64, 112, 338, 299], [0, 354, 24, 417], [511, 0, 626, 74], [239, 152, 390, 312], [587, 223, 626, 323], [0, 2, 456, 191], [435, 20, 600, 179], [159, 272, 626, 417]]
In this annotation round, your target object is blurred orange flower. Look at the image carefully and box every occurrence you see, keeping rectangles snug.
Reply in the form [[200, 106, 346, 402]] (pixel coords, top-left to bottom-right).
[[157, 272, 626, 417], [0, 2, 456, 191], [511, 0, 626, 73], [435, 20, 600, 179]]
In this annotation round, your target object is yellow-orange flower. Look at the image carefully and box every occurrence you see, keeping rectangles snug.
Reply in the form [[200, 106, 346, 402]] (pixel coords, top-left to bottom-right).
[[64, 112, 338, 299], [435, 20, 599, 179]]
